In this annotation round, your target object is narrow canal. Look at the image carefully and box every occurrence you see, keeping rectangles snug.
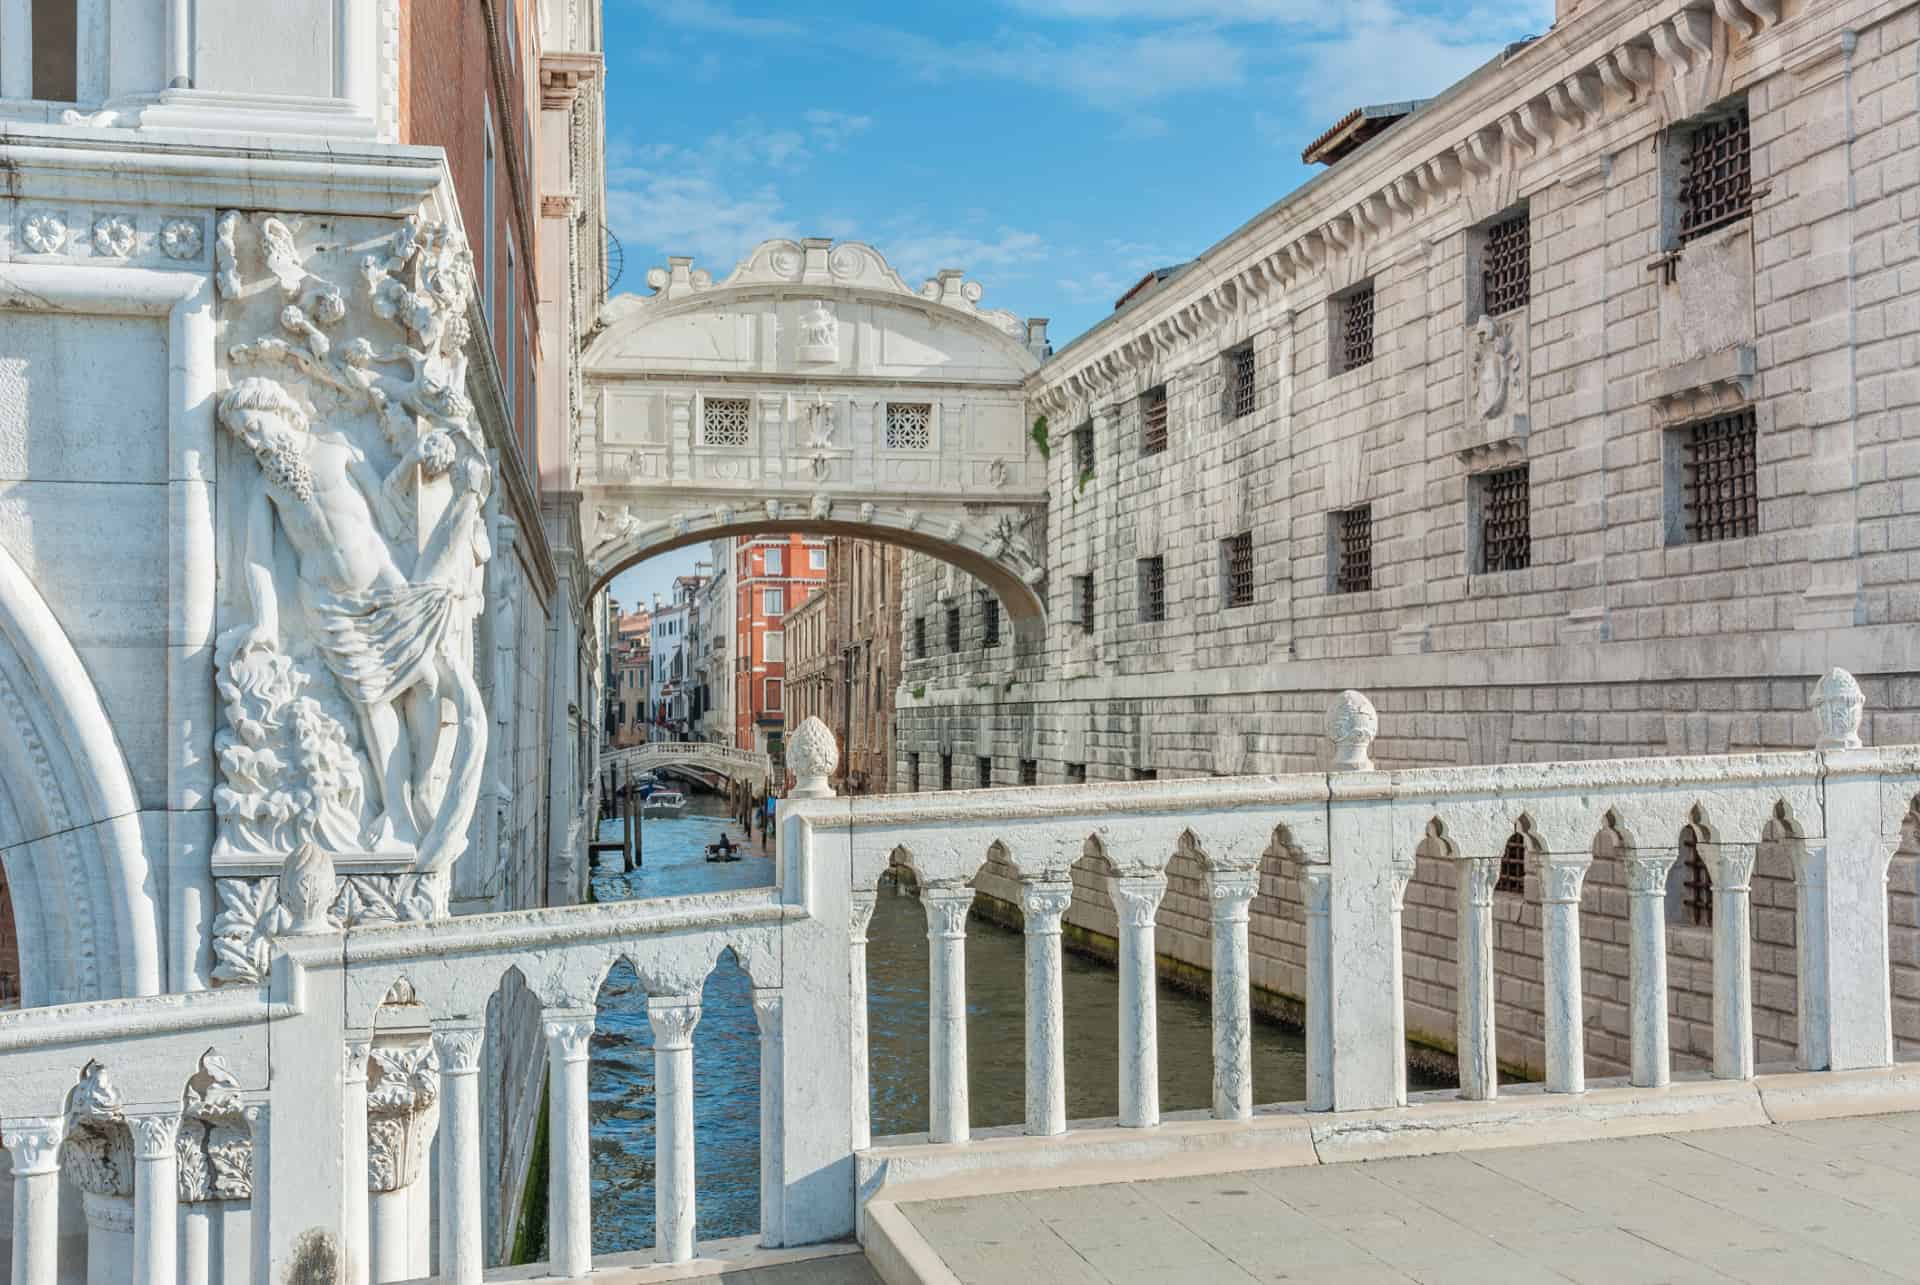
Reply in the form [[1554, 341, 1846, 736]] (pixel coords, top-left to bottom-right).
[[584, 795, 1315, 1256]]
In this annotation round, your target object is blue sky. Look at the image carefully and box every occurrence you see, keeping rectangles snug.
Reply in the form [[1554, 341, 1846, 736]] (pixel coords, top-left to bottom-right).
[[602, 0, 1555, 610]]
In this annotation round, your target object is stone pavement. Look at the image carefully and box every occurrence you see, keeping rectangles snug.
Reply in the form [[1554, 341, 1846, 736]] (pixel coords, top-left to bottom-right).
[[896, 1112, 1920, 1283]]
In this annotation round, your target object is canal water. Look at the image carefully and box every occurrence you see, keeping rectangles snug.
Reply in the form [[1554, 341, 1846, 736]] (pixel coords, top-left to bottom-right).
[[585, 796, 1315, 1256]]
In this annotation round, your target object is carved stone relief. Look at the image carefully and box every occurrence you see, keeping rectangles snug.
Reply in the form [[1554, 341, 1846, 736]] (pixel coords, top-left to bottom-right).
[[1460, 311, 1529, 463], [366, 1041, 440, 1193], [211, 872, 441, 985], [178, 1050, 253, 1202]]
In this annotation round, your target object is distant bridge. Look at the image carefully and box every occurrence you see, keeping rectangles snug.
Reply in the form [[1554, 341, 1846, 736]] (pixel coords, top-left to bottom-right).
[[605, 740, 774, 786]]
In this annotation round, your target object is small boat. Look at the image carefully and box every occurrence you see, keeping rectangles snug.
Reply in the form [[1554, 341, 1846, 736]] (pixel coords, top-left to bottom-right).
[[642, 790, 686, 818], [704, 841, 743, 863]]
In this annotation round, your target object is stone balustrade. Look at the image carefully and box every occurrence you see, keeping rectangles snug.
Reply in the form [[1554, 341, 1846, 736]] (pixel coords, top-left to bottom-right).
[[3, 677, 1917, 1282]]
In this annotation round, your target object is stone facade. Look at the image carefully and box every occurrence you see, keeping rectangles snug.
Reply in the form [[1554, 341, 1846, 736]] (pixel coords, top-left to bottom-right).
[[901, 0, 1920, 1073], [785, 538, 905, 793]]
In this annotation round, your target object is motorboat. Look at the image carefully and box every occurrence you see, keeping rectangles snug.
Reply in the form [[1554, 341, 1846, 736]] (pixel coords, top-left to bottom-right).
[[704, 840, 743, 863], [642, 790, 686, 818]]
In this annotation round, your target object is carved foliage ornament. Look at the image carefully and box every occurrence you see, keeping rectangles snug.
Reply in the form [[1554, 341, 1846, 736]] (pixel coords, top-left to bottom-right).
[[211, 872, 439, 985], [366, 1043, 440, 1193], [178, 1048, 253, 1203]]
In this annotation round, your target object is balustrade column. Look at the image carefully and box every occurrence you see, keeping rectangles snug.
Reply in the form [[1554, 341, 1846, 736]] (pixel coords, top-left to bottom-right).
[[130, 1113, 181, 1285], [544, 1014, 595, 1279], [5, 1117, 64, 1285], [1626, 852, 1679, 1087], [1704, 845, 1757, 1080], [849, 889, 878, 1150], [244, 1103, 270, 1285], [922, 882, 977, 1144], [1540, 854, 1592, 1093], [1299, 863, 1334, 1111], [751, 990, 785, 1245], [1207, 867, 1260, 1120], [1112, 872, 1168, 1129], [648, 996, 703, 1263], [1456, 857, 1500, 1101], [343, 1038, 372, 1285], [432, 1025, 486, 1285], [1019, 879, 1073, 1136]]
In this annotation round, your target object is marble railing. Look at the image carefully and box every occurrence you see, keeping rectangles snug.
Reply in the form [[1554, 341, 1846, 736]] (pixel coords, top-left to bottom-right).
[[3, 671, 1915, 1284]]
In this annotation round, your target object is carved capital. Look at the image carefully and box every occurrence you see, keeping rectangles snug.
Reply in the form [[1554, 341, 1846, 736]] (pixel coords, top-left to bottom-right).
[[1390, 856, 1417, 912], [3, 1117, 65, 1176], [751, 988, 783, 1036], [646, 999, 703, 1051], [1702, 845, 1755, 894], [431, 1026, 485, 1076], [366, 1041, 439, 1194], [543, 1017, 595, 1065], [1112, 873, 1168, 929], [1460, 856, 1501, 908], [1206, 868, 1260, 924], [923, 884, 976, 939], [344, 1038, 373, 1084], [1626, 851, 1679, 896], [1539, 854, 1591, 906], [1299, 862, 1333, 915], [1019, 879, 1074, 932], [129, 1113, 182, 1162], [850, 888, 879, 942]]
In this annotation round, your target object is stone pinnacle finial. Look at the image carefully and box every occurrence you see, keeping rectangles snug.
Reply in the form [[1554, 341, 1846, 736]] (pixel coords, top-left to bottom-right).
[[787, 716, 839, 799], [1327, 690, 1379, 772], [1811, 667, 1865, 750], [279, 841, 336, 935]]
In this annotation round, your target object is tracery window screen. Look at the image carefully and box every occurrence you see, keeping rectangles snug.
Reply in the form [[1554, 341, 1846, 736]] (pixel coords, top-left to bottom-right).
[[1138, 557, 1166, 623], [885, 402, 933, 450], [1683, 409, 1758, 543], [1227, 346, 1257, 419], [1141, 385, 1169, 455], [1335, 505, 1373, 594], [702, 397, 752, 447], [1223, 532, 1254, 608], [1340, 284, 1376, 372], [1479, 465, 1531, 572], [1497, 832, 1527, 895], [1482, 212, 1531, 316], [1679, 107, 1753, 245]]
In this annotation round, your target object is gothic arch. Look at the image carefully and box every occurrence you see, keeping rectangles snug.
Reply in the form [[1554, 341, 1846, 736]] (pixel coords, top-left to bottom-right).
[[0, 542, 161, 1005]]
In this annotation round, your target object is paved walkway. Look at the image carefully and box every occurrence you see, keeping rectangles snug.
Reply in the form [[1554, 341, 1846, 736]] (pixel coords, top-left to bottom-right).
[[897, 1112, 1920, 1283]]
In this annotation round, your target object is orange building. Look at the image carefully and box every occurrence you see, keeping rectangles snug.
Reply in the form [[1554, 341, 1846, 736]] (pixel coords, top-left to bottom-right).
[[733, 535, 828, 761]]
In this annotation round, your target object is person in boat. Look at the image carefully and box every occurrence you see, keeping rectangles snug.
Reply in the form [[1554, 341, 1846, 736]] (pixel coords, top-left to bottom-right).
[[714, 832, 736, 856]]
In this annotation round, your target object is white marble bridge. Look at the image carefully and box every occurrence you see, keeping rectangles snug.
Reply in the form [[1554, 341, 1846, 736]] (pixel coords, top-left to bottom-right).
[[604, 740, 774, 786]]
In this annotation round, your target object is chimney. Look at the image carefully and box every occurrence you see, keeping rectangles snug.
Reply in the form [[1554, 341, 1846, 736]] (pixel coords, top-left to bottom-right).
[[1025, 318, 1051, 360]]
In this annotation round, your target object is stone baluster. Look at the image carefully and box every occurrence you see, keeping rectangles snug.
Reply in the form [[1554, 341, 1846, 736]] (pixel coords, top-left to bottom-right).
[[544, 1014, 595, 1279], [1206, 867, 1260, 1119], [1019, 878, 1074, 1136], [243, 1103, 270, 1285], [432, 1024, 486, 1285], [1625, 851, 1679, 1087], [129, 1113, 181, 1285], [751, 989, 785, 1246], [1456, 856, 1500, 1100], [1540, 853, 1592, 1093], [4, 1117, 64, 1285], [1703, 845, 1757, 1079], [923, 881, 977, 1144], [648, 996, 703, 1263], [1298, 862, 1334, 1111], [849, 888, 878, 1150], [1112, 872, 1169, 1128], [343, 1038, 372, 1285], [1388, 854, 1416, 1107]]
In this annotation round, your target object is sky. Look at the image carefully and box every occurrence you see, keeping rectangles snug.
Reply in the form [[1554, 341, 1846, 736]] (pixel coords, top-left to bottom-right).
[[601, 0, 1555, 610]]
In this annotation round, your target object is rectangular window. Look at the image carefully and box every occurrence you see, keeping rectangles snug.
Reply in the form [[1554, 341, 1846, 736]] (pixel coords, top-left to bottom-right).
[[765, 679, 783, 711], [703, 398, 752, 447], [1476, 465, 1531, 573], [1481, 211, 1531, 317], [977, 757, 993, 788], [1066, 763, 1087, 785], [982, 598, 1001, 648], [945, 605, 962, 651], [1137, 556, 1166, 623], [1334, 505, 1373, 594], [1140, 385, 1169, 455], [504, 236, 517, 426], [32, 0, 78, 101], [764, 547, 783, 575], [1074, 575, 1095, 633], [762, 588, 785, 616], [483, 104, 497, 328], [885, 402, 933, 450], [913, 616, 927, 659], [1678, 409, 1758, 543], [1678, 106, 1753, 245], [1019, 759, 1038, 786], [762, 631, 785, 662], [1226, 344, 1257, 420], [809, 548, 828, 571], [1337, 283, 1376, 373], [1133, 767, 1158, 782], [940, 753, 954, 791], [1222, 532, 1253, 608], [1073, 421, 1094, 479], [908, 752, 921, 792]]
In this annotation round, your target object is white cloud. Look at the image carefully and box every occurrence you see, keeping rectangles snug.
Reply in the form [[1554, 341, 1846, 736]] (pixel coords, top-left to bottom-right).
[[605, 158, 795, 277], [1288, 0, 1551, 123], [804, 110, 874, 151], [875, 228, 1049, 286]]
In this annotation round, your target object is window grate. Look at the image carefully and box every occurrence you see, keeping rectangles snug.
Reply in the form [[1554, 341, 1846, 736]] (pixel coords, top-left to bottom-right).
[[1133, 768, 1158, 782], [1138, 557, 1166, 623], [940, 754, 953, 791], [1074, 575, 1095, 633], [1228, 346, 1257, 420], [1683, 410, 1758, 543], [1480, 465, 1531, 572], [1497, 832, 1527, 895], [1679, 108, 1753, 245], [907, 752, 920, 793], [945, 606, 961, 652], [1335, 505, 1373, 594], [912, 616, 927, 659], [1019, 759, 1038, 786], [1074, 422, 1095, 478], [1482, 212, 1531, 316], [1341, 284, 1376, 372], [1141, 385, 1169, 455], [982, 598, 1001, 647], [702, 397, 752, 446], [885, 403, 933, 450], [1224, 532, 1254, 608], [977, 757, 993, 789], [1066, 763, 1087, 785], [1681, 828, 1713, 927]]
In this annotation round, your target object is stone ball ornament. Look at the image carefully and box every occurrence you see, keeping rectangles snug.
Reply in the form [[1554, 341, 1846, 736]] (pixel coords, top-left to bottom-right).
[[786, 716, 839, 799], [1811, 667, 1864, 750]]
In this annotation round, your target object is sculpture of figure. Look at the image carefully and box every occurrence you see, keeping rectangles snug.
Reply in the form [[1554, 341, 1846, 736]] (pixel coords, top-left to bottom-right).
[[219, 376, 490, 869]]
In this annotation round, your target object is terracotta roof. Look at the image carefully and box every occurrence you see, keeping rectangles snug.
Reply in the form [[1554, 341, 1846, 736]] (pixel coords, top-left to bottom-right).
[[1114, 263, 1191, 313], [1301, 100, 1433, 167]]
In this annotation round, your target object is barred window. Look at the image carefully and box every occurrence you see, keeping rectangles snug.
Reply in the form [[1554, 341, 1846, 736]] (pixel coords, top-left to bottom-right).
[[1477, 465, 1531, 573], [977, 757, 993, 788], [1226, 345, 1257, 420], [1339, 283, 1376, 373], [1681, 409, 1758, 543], [940, 753, 953, 791], [1137, 556, 1166, 623], [907, 752, 921, 793], [1073, 421, 1095, 478], [912, 616, 927, 659], [702, 397, 752, 447], [1141, 385, 1169, 455], [1679, 826, 1713, 928], [1066, 763, 1087, 785], [1482, 211, 1530, 317], [1678, 107, 1752, 245], [1334, 505, 1373, 594], [1222, 532, 1253, 608], [1019, 759, 1038, 786], [885, 402, 933, 450], [1133, 767, 1158, 782], [1074, 574, 1095, 632], [1496, 832, 1527, 896], [945, 605, 961, 651], [982, 597, 1001, 648]]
